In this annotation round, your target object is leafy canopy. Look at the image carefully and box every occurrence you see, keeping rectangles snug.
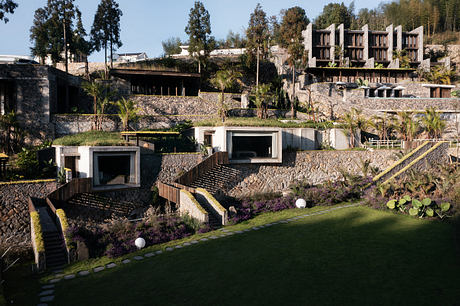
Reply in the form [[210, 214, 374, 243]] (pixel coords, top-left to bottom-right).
[[0, 0, 17, 23]]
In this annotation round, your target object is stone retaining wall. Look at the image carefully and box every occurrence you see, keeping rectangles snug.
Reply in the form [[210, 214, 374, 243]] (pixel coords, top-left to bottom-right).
[[98, 152, 202, 206], [0, 181, 57, 247], [299, 82, 460, 120], [52, 114, 212, 137], [227, 150, 397, 198]]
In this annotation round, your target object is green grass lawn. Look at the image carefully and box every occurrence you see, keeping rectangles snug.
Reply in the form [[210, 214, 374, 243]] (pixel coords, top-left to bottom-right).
[[52, 130, 125, 146], [5, 205, 460, 305]]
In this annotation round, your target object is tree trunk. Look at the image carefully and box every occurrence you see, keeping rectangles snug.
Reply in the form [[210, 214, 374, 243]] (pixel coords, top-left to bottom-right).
[[110, 39, 113, 69], [93, 96, 97, 130], [291, 66, 296, 118], [256, 45, 260, 88], [104, 42, 108, 76], [85, 57, 89, 80]]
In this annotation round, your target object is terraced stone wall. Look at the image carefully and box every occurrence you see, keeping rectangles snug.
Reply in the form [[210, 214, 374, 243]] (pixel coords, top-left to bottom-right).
[[0, 181, 57, 248]]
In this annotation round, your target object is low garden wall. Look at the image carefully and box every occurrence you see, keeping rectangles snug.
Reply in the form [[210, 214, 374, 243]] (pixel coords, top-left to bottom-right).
[[53, 114, 213, 137], [0, 180, 57, 248], [228, 150, 397, 198]]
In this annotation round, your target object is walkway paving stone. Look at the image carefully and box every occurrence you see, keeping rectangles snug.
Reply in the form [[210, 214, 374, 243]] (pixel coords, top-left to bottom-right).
[[49, 279, 61, 284], [166, 247, 174, 251], [106, 263, 117, 268], [122, 259, 131, 264], [191, 240, 199, 244], [175, 245, 183, 249], [200, 238, 209, 241], [94, 266, 105, 273], [235, 231, 243, 234], [78, 271, 90, 276], [133, 256, 144, 260], [42, 285, 54, 290], [144, 252, 155, 257], [39, 290, 54, 296], [155, 250, 163, 254], [210, 236, 218, 239], [183, 242, 191, 246], [63, 274, 76, 280], [40, 296, 54, 302]]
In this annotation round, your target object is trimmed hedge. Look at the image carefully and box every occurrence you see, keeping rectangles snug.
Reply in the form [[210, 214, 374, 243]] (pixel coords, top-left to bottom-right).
[[30, 211, 44, 253]]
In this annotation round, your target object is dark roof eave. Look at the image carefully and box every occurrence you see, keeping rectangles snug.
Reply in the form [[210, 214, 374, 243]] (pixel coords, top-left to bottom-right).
[[110, 68, 200, 78]]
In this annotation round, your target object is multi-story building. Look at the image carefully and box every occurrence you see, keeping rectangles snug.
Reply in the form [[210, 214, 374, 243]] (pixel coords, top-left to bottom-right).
[[303, 24, 424, 69]]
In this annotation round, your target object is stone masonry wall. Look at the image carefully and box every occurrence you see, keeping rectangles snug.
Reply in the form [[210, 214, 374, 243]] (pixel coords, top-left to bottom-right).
[[299, 82, 460, 120], [99, 152, 202, 206], [53, 114, 212, 137], [53, 92, 241, 136], [0, 181, 57, 248], [228, 150, 397, 198]]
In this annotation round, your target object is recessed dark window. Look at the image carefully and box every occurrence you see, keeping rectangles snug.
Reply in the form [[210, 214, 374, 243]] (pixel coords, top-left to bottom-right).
[[95, 155, 132, 185], [232, 136, 272, 158]]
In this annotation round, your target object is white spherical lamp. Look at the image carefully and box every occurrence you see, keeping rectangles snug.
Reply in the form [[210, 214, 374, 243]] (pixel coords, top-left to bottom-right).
[[295, 198, 307, 208], [135, 237, 146, 249]]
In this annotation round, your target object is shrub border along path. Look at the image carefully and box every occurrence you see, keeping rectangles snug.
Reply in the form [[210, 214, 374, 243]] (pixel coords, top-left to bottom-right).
[[36, 203, 359, 304]]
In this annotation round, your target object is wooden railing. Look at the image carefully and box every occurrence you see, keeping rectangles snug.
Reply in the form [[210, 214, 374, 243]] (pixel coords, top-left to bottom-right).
[[175, 152, 228, 186], [157, 181, 181, 204], [47, 178, 92, 205]]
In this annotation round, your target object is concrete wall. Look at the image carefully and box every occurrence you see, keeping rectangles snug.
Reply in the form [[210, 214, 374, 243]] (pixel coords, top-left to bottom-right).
[[179, 190, 208, 223]]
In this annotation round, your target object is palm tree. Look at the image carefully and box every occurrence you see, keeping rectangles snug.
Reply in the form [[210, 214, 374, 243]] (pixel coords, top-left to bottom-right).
[[394, 112, 420, 146], [371, 113, 394, 141], [115, 97, 139, 131], [421, 107, 446, 139], [252, 83, 271, 119], [81, 80, 105, 130], [341, 108, 369, 148], [211, 69, 242, 122]]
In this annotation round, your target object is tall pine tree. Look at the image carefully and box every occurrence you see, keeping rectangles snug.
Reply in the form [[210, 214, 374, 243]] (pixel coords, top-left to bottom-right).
[[279, 7, 309, 118], [246, 3, 269, 88], [185, 1, 214, 74], [90, 0, 123, 70]]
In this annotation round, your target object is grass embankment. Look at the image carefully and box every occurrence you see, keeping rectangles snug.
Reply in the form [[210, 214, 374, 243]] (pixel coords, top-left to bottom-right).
[[53, 131, 125, 146], [22, 205, 460, 306], [194, 117, 344, 129]]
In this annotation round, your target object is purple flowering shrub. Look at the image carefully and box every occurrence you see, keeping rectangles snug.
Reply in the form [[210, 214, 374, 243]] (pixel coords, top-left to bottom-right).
[[291, 177, 371, 207], [67, 214, 208, 258], [230, 196, 296, 224]]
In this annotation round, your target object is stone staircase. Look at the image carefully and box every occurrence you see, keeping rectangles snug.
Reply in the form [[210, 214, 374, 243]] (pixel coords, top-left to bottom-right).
[[67, 193, 138, 215], [189, 165, 241, 195], [37, 206, 67, 270], [194, 193, 222, 228], [43, 231, 67, 269]]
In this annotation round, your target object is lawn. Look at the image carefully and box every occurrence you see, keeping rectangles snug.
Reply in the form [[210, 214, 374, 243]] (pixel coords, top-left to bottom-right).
[[26, 205, 460, 305], [52, 130, 125, 146], [193, 117, 343, 129]]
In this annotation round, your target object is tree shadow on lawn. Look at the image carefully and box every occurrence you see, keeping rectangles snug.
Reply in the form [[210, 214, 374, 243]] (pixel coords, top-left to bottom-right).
[[51, 207, 460, 306]]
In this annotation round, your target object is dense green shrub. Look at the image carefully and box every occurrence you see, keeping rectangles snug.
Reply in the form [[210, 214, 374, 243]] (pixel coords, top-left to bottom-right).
[[386, 196, 451, 219]]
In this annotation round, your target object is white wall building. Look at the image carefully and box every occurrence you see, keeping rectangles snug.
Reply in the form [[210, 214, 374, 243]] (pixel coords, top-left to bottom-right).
[[54, 146, 141, 190]]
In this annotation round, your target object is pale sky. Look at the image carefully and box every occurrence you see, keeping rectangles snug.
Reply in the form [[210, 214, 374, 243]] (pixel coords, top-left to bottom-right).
[[0, 0, 384, 62]]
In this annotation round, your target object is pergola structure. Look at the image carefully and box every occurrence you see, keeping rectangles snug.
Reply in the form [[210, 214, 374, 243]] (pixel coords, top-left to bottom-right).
[[110, 69, 201, 96]]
